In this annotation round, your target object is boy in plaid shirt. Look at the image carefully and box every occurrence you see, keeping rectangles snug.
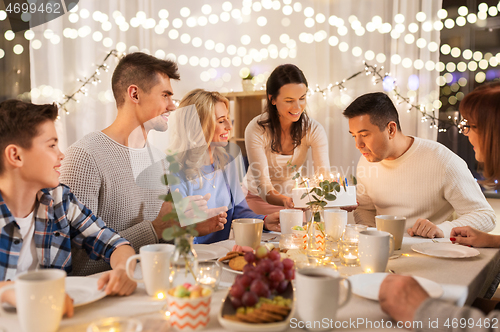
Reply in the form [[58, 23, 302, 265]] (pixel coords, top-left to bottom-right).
[[0, 100, 137, 317]]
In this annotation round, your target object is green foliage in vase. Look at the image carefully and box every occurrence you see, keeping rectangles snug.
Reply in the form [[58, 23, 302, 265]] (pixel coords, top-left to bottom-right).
[[288, 161, 340, 208], [159, 153, 209, 243]]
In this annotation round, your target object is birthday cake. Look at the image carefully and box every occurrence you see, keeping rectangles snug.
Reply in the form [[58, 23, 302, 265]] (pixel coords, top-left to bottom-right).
[[292, 186, 356, 208]]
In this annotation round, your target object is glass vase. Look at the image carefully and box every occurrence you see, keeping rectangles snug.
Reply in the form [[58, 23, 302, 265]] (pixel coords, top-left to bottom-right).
[[170, 234, 199, 288], [306, 205, 326, 263]]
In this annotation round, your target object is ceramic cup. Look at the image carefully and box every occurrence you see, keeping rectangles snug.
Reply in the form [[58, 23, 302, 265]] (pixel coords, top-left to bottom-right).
[[375, 215, 406, 250], [324, 209, 347, 240], [232, 218, 263, 249], [126, 244, 175, 297], [0, 269, 66, 332], [296, 267, 351, 332], [279, 209, 303, 234], [358, 230, 395, 273]]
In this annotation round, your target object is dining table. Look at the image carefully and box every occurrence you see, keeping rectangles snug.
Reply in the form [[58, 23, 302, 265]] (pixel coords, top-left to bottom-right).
[[1, 231, 500, 332]]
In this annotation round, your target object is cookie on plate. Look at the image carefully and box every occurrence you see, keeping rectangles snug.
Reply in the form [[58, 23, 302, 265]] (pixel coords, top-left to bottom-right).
[[228, 256, 247, 271]]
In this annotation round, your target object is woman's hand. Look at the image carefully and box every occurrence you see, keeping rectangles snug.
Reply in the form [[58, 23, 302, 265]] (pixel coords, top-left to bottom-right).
[[340, 200, 359, 212], [264, 212, 281, 232], [283, 196, 294, 209], [451, 226, 500, 248]]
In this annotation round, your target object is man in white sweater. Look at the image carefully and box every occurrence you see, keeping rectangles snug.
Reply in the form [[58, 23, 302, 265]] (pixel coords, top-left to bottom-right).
[[60, 53, 227, 275], [343, 92, 495, 239]]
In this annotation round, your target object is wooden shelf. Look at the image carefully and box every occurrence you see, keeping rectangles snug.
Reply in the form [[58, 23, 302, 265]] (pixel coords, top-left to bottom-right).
[[223, 91, 267, 157], [223, 90, 266, 98]]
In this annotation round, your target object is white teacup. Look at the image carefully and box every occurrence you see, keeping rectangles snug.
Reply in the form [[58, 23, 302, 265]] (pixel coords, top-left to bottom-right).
[[0, 269, 66, 332], [296, 267, 351, 331], [324, 209, 347, 240], [375, 215, 406, 250], [233, 218, 263, 249], [279, 209, 303, 234], [126, 244, 175, 297], [358, 230, 394, 273]]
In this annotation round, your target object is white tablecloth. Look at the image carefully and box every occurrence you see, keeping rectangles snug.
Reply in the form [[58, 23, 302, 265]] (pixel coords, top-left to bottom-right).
[[1, 233, 500, 332]]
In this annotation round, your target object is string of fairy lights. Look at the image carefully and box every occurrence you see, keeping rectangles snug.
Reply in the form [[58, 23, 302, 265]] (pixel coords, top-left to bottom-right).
[[58, 50, 458, 131], [56, 49, 121, 116], [307, 61, 456, 131]]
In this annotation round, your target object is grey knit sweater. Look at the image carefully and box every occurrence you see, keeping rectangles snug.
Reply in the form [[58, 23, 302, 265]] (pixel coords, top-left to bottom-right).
[[60, 131, 168, 276]]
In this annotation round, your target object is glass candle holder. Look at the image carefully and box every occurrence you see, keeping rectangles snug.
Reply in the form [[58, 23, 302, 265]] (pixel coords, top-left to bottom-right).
[[87, 317, 142, 332], [339, 224, 367, 267], [196, 261, 222, 290], [342, 224, 368, 242], [279, 233, 300, 250], [339, 240, 360, 267]]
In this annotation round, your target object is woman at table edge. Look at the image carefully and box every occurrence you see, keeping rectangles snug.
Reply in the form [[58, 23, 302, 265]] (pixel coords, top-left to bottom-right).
[[169, 89, 280, 244], [379, 81, 500, 331], [243, 64, 331, 215]]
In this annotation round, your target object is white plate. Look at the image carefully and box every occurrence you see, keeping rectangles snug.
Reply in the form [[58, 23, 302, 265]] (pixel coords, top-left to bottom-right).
[[348, 273, 443, 301], [65, 277, 106, 307], [411, 242, 480, 258], [193, 244, 228, 262], [220, 260, 244, 275], [218, 283, 294, 332]]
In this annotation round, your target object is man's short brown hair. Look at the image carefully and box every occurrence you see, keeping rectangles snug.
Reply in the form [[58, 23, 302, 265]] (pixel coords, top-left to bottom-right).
[[112, 52, 180, 108], [0, 100, 58, 174]]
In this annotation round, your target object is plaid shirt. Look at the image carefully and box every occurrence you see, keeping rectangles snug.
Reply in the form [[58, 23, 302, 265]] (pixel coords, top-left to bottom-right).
[[0, 184, 130, 281]]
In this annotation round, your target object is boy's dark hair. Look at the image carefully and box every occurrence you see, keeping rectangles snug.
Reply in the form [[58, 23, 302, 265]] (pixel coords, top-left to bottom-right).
[[343, 92, 401, 131], [0, 100, 58, 174], [112, 52, 180, 108]]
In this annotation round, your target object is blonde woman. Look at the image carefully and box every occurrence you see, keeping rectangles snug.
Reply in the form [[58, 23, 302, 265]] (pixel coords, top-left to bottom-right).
[[170, 89, 280, 244]]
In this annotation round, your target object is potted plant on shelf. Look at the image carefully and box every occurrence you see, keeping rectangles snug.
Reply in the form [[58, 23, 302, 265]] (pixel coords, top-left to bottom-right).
[[241, 72, 255, 92]]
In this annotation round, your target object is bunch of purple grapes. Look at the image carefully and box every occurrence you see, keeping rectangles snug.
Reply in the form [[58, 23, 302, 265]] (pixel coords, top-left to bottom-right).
[[229, 246, 295, 308]]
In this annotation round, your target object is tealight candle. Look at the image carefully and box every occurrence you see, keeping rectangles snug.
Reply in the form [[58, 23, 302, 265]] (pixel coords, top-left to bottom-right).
[[344, 253, 357, 264], [339, 240, 360, 267], [198, 276, 217, 288], [196, 262, 221, 290]]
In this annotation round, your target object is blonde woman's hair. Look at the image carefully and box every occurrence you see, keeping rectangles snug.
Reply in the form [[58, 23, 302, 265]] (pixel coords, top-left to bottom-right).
[[173, 89, 230, 188]]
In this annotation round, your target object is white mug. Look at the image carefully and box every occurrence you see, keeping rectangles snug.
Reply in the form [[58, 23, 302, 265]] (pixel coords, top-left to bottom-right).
[[324, 209, 347, 240], [126, 244, 175, 297], [0, 269, 66, 332], [358, 230, 394, 273], [279, 209, 303, 234], [296, 267, 351, 331], [233, 218, 263, 249]]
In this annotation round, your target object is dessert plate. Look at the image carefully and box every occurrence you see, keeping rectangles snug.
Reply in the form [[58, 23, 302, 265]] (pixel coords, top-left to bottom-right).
[[411, 242, 480, 258], [192, 244, 228, 262], [348, 272, 443, 301]]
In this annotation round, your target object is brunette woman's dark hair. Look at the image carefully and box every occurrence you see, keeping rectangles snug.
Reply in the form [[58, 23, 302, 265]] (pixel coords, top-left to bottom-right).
[[460, 81, 500, 187], [258, 64, 310, 153]]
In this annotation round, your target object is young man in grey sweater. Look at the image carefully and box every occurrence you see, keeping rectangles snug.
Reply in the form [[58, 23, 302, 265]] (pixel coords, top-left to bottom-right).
[[60, 52, 227, 275]]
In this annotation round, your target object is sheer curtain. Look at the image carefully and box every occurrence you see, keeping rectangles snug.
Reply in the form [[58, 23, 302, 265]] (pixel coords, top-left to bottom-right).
[[30, 0, 441, 173]]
